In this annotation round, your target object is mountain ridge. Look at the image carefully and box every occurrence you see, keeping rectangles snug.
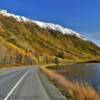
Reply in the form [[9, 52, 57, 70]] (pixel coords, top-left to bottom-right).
[[0, 10, 83, 38], [0, 10, 100, 65]]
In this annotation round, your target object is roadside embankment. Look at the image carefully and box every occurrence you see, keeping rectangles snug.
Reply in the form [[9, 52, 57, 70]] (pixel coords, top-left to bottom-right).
[[41, 65, 100, 100]]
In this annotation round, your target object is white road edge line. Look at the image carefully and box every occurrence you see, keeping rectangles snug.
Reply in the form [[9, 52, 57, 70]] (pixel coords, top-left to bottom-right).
[[4, 70, 30, 100]]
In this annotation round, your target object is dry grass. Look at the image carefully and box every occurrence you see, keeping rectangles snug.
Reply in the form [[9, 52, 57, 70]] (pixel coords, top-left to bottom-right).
[[41, 67, 100, 100]]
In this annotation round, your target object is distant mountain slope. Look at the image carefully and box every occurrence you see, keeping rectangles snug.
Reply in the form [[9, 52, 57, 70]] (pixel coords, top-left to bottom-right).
[[0, 10, 100, 65]]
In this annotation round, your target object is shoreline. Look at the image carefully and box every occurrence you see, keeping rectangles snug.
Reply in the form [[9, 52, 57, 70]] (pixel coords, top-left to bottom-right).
[[41, 65, 100, 100]]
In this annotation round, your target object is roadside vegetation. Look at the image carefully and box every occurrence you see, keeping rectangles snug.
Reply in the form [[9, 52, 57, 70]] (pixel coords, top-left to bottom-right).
[[41, 66, 100, 100]]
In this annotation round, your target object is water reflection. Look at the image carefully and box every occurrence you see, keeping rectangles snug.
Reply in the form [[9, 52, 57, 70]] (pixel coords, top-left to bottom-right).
[[54, 64, 100, 92]]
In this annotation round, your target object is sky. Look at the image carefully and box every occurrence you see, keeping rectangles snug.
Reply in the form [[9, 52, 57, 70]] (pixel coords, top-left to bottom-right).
[[0, 0, 100, 45]]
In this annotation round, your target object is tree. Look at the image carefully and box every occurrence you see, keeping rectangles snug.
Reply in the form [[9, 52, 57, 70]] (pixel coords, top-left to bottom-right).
[[57, 51, 64, 59], [54, 57, 60, 65]]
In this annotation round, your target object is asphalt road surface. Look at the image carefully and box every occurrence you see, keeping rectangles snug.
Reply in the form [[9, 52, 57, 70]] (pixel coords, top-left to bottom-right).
[[0, 66, 66, 100]]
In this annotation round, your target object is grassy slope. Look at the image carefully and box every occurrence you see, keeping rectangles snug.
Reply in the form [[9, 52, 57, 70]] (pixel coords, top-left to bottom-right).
[[0, 14, 100, 64]]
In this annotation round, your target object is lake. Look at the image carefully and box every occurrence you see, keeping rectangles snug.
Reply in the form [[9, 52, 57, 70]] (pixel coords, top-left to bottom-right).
[[51, 64, 100, 92]]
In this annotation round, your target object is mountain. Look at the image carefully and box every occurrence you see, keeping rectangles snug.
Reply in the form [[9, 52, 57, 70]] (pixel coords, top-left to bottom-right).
[[0, 10, 100, 65]]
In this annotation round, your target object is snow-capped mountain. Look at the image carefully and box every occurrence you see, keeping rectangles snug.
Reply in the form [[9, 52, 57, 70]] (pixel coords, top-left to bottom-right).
[[0, 9, 100, 65], [0, 10, 81, 37], [32, 21, 81, 37]]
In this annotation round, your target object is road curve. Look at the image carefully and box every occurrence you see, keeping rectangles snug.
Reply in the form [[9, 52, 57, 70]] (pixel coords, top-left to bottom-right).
[[0, 66, 66, 100]]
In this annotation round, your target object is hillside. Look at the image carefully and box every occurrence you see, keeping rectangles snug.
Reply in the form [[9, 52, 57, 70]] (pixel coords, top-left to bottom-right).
[[0, 10, 100, 65]]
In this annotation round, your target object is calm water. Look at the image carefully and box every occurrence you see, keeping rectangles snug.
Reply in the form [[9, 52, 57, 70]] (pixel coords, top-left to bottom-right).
[[53, 64, 100, 91]]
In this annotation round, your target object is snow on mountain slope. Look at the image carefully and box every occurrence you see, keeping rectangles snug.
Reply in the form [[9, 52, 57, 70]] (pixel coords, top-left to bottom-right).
[[0, 10, 82, 38], [32, 20, 81, 37], [0, 10, 31, 22]]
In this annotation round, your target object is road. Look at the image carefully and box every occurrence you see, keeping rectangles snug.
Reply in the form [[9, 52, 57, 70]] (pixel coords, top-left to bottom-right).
[[0, 66, 66, 100]]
